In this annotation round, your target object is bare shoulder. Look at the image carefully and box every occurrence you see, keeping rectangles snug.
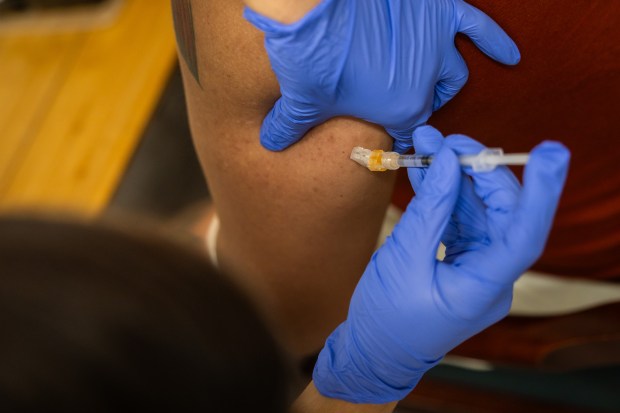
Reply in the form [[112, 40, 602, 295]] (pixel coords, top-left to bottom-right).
[[172, 0, 396, 356], [175, 0, 280, 116]]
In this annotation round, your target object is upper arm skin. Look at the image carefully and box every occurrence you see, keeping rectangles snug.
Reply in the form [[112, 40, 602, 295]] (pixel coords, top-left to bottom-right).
[[174, 0, 396, 356]]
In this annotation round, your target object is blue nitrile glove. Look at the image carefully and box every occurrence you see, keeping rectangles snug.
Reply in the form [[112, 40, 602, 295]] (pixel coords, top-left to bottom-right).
[[313, 127, 570, 403], [244, 0, 520, 153]]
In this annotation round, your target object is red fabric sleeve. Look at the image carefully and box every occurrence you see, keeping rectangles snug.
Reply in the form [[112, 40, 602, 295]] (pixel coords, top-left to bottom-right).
[[392, 0, 620, 279]]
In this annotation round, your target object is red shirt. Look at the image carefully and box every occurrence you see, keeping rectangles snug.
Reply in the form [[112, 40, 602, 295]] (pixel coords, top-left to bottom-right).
[[393, 0, 620, 279]]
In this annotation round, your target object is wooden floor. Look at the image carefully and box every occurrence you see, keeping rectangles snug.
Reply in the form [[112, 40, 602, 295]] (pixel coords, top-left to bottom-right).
[[0, 0, 177, 216]]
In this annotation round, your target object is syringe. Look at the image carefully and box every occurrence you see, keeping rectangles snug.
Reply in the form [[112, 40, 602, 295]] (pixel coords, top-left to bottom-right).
[[350, 147, 530, 172]]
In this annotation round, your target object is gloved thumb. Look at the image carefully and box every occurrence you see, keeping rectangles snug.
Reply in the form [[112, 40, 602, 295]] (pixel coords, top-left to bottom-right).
[[454, 0, 521, 65], [399, 144, 461, 265], [413, 125, 444, 154], [259, 96, 321, 151], [433, 49, 469, 111], [409, 125, 445, 191], [386, 127, 415, 154], [499, 141, 570, 279]]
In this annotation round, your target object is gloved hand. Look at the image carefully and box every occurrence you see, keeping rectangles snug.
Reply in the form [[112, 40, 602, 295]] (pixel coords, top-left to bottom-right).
[[244, 0, 520, 153], [313, 126, 570, 403]]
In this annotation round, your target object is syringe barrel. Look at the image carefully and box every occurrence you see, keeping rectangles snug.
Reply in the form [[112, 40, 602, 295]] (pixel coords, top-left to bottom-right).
[[398, 154, 434, 168]]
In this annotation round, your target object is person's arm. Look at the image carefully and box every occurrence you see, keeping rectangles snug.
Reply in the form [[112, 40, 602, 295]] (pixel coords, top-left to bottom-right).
[[172, 0, 396, 357], [291, 382, 396, 413], [170, 0, 519, 359], [243, 0, 321, 23]]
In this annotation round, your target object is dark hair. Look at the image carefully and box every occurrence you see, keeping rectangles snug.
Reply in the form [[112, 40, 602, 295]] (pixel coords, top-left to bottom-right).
[[0, 216, 292, 412]]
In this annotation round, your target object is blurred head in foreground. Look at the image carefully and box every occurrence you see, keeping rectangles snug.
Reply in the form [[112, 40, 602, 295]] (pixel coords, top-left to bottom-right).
[[0, 216, 291, 413]]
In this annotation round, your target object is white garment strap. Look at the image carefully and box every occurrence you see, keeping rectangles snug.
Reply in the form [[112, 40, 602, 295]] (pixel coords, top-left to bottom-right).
[[511, 271, 620, 316], [205, 214, 220, 268]]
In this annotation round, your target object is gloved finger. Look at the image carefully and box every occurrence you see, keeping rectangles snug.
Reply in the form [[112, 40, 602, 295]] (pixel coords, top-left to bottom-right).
[[386, 127, 415, 154], [454, 0, 521, 65], [413, 125, 444, 154], [408, 125, 444, 191], [411, 128, 488, 256], [441, 169, 490, 261], [433, 49, 469, 111], [498, 141, 570, 280], [444, 134, 521, 237], [398, 145, 461, 266], [259, 96, 322, 151]]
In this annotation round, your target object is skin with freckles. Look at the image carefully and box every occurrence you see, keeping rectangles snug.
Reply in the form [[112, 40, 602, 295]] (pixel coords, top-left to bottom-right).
[[244, 0, 321, 24], [175, 0, 397, 357]]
